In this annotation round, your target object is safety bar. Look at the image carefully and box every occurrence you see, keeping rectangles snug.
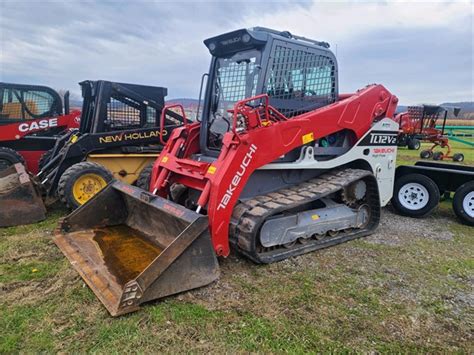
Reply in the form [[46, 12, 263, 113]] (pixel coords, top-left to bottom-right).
[[231, 94, 287, 135]]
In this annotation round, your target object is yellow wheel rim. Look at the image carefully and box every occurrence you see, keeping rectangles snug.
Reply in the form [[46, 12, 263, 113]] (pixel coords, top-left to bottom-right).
[[72, 173, 107, 205]]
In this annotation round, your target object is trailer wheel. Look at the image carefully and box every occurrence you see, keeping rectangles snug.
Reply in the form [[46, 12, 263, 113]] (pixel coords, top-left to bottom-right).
[[407, 138, 421, 150], [433, 151, 444, 161], [136, 163, 153, 191], [452, 153, 464, 162], [392, 174, 440, 217], [453, 182, 474, 226], [58, 162, 113, 210], [0, 147, 25, 171], [420, 150, 432, 159]]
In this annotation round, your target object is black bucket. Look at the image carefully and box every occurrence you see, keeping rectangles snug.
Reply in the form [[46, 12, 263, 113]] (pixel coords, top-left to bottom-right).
[[0, 163, 46, 227]]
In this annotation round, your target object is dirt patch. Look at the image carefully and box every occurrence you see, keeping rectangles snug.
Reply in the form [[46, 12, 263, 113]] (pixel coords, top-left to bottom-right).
[[367, 209, 454, 246], [179, 254, 253, 311], [0, 267, 79, 306]]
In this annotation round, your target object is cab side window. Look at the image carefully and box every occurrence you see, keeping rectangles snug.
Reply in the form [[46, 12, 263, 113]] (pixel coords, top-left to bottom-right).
[[0, 88, 58, 120], [265, 45, 337, 117]]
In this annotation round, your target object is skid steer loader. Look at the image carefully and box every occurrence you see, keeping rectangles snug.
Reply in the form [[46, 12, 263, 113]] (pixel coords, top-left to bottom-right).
[[0, 82, 81, 173], [55, 27, 399, 316], [0, 80, 184, 227]]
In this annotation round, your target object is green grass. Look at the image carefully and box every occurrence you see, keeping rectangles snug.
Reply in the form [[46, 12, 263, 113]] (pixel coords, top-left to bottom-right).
[[0, 304, 56, 353], [0, 207, 65, 238], [0, 214, 472, 352], [0, 149, 473, 352], [397, 140, 474, 166], [0, 260, 62, 283]]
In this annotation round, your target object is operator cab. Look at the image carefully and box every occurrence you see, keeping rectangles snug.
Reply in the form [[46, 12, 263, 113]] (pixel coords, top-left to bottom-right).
[[0, 82, 67, 127], [200, 27, 338, 156], [78, 80, 169, 134]]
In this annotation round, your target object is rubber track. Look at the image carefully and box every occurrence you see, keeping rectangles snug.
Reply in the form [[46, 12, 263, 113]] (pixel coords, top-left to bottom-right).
[[230, 168, 381, 264]]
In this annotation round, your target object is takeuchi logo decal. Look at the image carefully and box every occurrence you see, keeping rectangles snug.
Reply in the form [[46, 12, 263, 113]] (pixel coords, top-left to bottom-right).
[[218, 144, 257, 210], [221, 37, 241, 46]]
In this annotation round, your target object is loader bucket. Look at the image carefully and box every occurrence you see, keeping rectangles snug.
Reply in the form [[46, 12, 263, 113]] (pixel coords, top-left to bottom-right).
[[0, 163, 46, 227], [54, 181, 219, 316]]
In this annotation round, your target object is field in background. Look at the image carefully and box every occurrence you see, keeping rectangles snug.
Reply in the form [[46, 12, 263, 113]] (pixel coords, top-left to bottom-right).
[[1, 140, 473, 352], [397, 140, 474, 166], [443, 119, 474, 126]]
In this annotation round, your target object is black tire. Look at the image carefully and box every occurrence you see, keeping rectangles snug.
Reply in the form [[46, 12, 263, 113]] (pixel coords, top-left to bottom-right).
[[420, 150, 432, 159], [57, 162, 113, 210], [136, 163, 153, 191], [38, 149, 54, 171], [0, 147, 25, 171], [407, 138, 421, 150], [433, 151, 444, 161], [452, 181, 474, 226], [392, 173, 440, 218], [397, 135, 407, 147], [452, 153, 464, 162]]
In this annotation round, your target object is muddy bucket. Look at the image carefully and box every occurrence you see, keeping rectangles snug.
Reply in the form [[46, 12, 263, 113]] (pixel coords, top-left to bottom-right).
[[0, 163, 46, 227], [54, 181, 220, 316]]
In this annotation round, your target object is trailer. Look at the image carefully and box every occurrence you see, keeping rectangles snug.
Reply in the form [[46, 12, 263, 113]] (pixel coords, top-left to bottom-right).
[[392, 161, 474, 226]]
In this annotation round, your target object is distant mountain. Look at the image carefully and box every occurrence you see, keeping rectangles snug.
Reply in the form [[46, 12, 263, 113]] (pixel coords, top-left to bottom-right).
[[167, 98, 200, 108], [68, 96, 474, 119], [170, 99, 474, 114], [68, 97, 199, 111], [395, 105, 408, 113], [69, 99, 82, 109], [439, 102, 474, 112], [396, 101, 473, 119]]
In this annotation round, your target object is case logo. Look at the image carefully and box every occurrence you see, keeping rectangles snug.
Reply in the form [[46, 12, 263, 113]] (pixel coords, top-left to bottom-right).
[[18, 118, 58, 132]]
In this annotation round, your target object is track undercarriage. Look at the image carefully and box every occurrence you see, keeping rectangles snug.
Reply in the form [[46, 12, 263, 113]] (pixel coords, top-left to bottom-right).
[[230, 168, 380, 263]]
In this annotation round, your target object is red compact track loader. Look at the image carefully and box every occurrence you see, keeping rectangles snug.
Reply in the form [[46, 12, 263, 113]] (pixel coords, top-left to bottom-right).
[[0, 83, 81, 173], [54, 27, 399, 316]]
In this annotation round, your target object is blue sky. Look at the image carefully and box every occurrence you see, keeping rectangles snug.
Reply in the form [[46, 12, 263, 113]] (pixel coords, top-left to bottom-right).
[[0, 0, 472, 104]]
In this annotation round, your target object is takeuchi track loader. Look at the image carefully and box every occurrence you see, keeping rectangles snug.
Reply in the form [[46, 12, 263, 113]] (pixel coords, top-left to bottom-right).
[[54, 27, 399, 316]]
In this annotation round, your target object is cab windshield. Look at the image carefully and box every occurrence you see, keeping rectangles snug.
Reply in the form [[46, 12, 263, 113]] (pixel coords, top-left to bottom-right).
[[207, 50, 261, 148]]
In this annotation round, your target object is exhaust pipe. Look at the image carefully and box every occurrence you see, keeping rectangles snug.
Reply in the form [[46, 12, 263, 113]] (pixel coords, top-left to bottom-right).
[[0, 164, 46, 227], [54, 181, 219, 316]]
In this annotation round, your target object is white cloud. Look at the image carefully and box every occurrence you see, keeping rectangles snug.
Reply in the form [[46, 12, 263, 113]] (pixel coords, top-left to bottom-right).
[[239, 1, 472, 42], [0, 0, 472, 104]]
